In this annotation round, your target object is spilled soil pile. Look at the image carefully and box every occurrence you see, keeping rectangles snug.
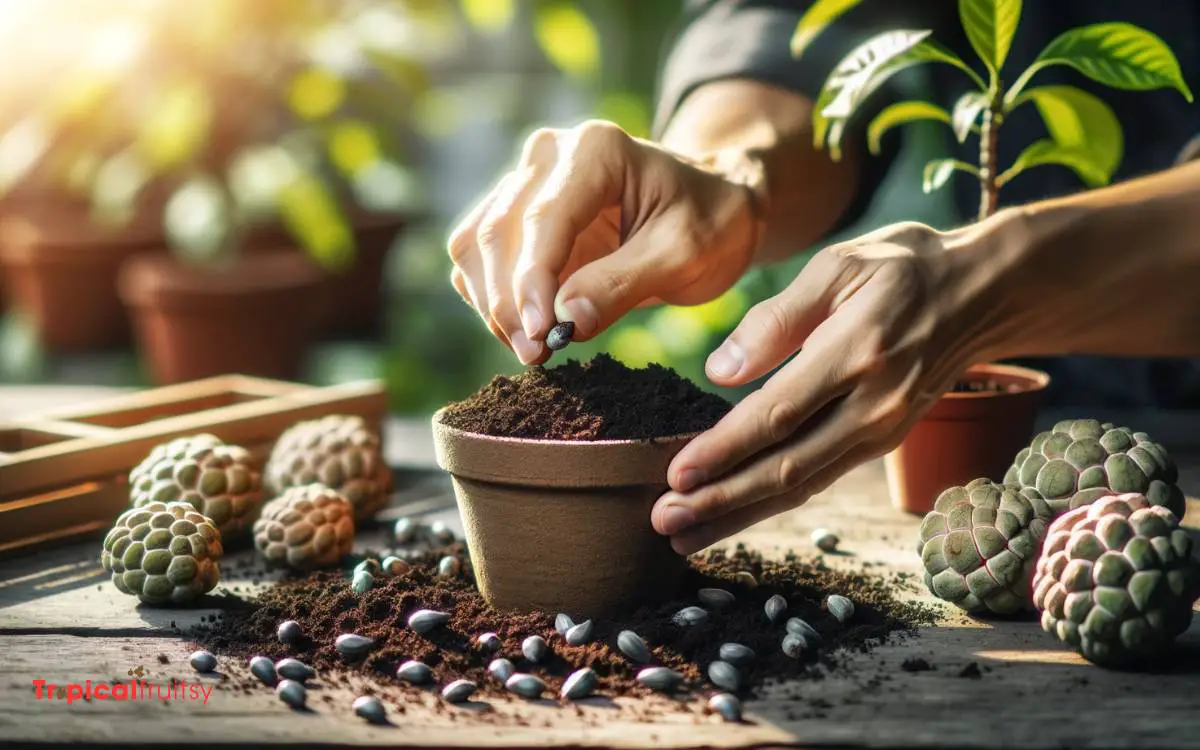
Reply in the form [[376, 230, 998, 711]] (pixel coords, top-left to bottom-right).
[[437, 354, 732, 440]]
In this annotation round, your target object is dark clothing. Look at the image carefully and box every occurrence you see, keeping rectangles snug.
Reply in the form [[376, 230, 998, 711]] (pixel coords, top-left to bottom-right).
[[653, 0, 1200, 409]]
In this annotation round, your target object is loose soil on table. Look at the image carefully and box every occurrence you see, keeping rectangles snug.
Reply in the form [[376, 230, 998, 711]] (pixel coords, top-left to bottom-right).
[[437, 354, 732, 441], [195, 544, 939, 722]]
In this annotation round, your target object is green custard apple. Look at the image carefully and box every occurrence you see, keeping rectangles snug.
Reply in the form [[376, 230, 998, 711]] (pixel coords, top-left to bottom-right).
[[101, 501, 223, 605]]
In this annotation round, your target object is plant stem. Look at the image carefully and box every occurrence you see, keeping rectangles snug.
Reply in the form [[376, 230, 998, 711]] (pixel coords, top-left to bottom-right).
[[977, 83, 1005, 221]]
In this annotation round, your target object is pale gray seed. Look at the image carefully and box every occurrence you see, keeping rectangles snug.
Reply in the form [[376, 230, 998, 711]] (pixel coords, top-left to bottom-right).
[[786, 617, 822, 644], [476, 632, 502, 653], [381, 556, 409, 577], [636, 667, 683, 692], [827, 594, 855, 623], [522, 635, 549, 663], [429, 520, 455, 544], [672, 606, 709, 627], [437, 556, 460, 578], [408, 609, 451, 634], [617, 630, 652, 663], [275, 658, 314, 682], [249, 655, 277, 686], [709, 692, 743, 722], [764, 594, 787, 624], [561, 667, 598, 700], [353, 695, 387, 724], [708, 660, 740, 692], [277, 620, 302, 645], [811, 528, 840, 552], [554, 613, 575, 635], [698, 588, 735, 610], [276, 679, 306, 708], [505, 673, 546, 699], [396, 659, 432, 684], [488, 658, 515, 683], [565, 620, 594, 646], [441, 679, 476, 703], [335, 633, 375, 659], [189, 650, 216, 673], [351, 569, 374, 593], [782, 634, 807, 658], [718, 643, 755, 668], [393, 517, 417, 544]]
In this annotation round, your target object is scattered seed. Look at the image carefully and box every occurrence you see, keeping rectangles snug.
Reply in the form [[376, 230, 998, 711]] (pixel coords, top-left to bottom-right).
[[354, 559, 381, 576], [189, 650, 216, 673], [672, 606, 709, 627], [276, 679, 306, 709], [429, 520, 456, 544], [437, 556, 460, 578], [764, 594, 787, 624], [275, 658, 314, 682], [476, 632, 502, 653], [408, 609, 451, 634], [735, 571, 758, 588], [351, 569, 374, 594], [546, 321, 575, 350], [381, 556, 409, 577], [811, 528, 840, 553], [505, 673, 546, 699], [488, 658, 515, 683], [617, 630, 652, 664], [565, 620, 594, 646], [786, 617, 822, 644], [708, 660, 740, 692], [554, 613, 575, 635], [522, 635, 549, 663], [718, 643, 755, 668], [335, 633, 375, 659], [393, 517, 418, 544], [709, 692, 743, 722], [561, 667, 598, 700], [249, 655, 277, 686], [396, 659, 433, 684], [353, 695, 386, 724], [276, 620, 302, 645], [636, 667, 683, 692], [827, 594, 855, 623], [782, 634, 808, 658], [442, 679, 476, 703], [698, 588, 735, 610]]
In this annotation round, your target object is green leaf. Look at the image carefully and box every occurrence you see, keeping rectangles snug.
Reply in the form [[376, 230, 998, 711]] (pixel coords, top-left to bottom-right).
[[997, 139, 1109, 188], [922, 158, 978, 193], [459, 0, 515, 33], [278, 170, 356, 270], [865, 101, 951, 155], [958, 0, 1021, 74], [791, 0, 866, 59], [951, 91, 987, 142], [1018, 85, 1123, 178], [1007, 22, 1194, 104], [534, 1, 600, 78]]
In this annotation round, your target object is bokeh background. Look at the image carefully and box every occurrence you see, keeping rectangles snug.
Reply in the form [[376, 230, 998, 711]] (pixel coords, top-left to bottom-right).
[[0, 0, 959, 413]]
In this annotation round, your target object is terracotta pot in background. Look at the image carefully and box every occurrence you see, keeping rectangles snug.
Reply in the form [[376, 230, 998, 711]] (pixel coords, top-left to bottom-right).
[[432, 413, 691, 618], [885, 363, 1051, 516], [117, 250, 326, 384]]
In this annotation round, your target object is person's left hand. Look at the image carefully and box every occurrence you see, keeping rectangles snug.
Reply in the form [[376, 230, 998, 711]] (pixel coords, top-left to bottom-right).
[[649, 219, 1001, 554]]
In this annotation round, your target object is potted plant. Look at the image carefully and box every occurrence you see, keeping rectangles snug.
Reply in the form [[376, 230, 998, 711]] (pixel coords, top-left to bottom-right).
[[793, 0, 1193, 513], [0, 0, 435, 378]]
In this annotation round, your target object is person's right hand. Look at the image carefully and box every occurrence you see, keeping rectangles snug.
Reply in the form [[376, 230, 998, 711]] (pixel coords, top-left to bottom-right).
[[447, 119, 761, 364]]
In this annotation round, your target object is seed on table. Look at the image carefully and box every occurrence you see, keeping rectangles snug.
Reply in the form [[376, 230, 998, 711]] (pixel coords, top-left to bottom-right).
[[429, 520, 456, 544], [393, 517, 418, 544], [353, 695, 387, 724], [437, 556, 460, 578], [277, 620, 303, 645], [476, 632, 502, 653], [488, 658, 515, 683], [827, 594, 855, 623], [718, 643, 755, 668], [546, 321, 575, 350], [698, 588, 736, 610], [636, 667, 683, 692], [335, 633, 375, 659], [812, 528, 840, 553], [408, 609, 451, 634], [735, 571, 758, 588], [561, 667, 598, 700], [275, 658, 315, 682], [709, 692, 743, 722], [565, 620, 594, 646], [522, 635, 549, 663], [381, 556, 409, 577], [441, 679, 476, 703], [554, 613, 575, 635], [505, 673, 546, 699], [351, 569, 374, 593], [396, 659, 433, 684], [764, 594, 787, 625], [786, 617, 822, 645], [354, 558, 381, 576], [782, 634, 808, 659], [276, 679, 306, 709], [189, 650, 216, 673], [708, 660, 740, 692], [249, 655, 277, 686], [617, 630, 652, 664], [672, 606, 709, 627]]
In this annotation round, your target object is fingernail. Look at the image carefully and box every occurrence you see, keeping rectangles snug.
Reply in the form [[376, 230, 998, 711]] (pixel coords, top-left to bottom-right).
[[511, 331, 541, 365], [555, 297, 599, 338], [657, 503, 696, 536], [521, 303, 544, 340], [675, 468, 705, 493], [707, 340, 744, 379]]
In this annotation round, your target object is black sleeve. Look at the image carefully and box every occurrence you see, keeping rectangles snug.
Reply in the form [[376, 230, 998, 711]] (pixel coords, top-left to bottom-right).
[[652, 0, 953, 236]]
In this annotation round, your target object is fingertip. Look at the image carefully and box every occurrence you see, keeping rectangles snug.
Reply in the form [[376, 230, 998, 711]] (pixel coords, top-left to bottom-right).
[[705, 339, 746, 384], [651, 495, 697, 536]]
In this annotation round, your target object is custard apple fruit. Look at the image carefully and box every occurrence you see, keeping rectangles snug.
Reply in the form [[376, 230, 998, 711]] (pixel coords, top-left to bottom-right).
[[265, 415, 392, 521], [130, 433, 265, 537], [1033, 492, 1200, 667], [918, 478, 1054, 614], [1004, 419, 1184, 519], [253, 484, 355, 570], [101, 501, 223, 604]]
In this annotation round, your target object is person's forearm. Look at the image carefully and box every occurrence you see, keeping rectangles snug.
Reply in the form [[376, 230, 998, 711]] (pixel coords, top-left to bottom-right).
[[953, 159, 1200, 361], [658, 79, 862, 265]]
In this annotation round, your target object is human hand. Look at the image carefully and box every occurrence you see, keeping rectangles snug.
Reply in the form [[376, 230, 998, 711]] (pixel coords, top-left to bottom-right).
[[651, 219, 1001, 554], [446, 120, 761, 364]]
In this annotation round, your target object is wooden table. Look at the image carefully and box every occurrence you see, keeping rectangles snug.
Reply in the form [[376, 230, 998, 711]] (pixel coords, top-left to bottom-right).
[[2, 387, 1199, 749]]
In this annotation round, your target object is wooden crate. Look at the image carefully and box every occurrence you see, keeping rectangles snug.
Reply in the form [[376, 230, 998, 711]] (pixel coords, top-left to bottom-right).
[[0, 374, 388, 555]]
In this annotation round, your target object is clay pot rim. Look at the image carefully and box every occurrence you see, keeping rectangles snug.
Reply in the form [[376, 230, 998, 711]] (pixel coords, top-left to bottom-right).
[[432, 408, 702, 447], [117, 248, 326, 307], [944, 362, 1050, 399]]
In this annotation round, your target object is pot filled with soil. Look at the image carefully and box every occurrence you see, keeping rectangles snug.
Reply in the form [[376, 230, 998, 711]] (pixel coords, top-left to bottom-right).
[[433, 354, 732, 619], [885, 362, 1050, 515]]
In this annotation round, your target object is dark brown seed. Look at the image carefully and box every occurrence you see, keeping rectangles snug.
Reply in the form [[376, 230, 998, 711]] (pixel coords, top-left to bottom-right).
[[546, 322, 575, 350]]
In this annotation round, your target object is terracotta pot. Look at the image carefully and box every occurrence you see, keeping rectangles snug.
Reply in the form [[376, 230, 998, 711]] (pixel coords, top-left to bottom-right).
[[432, 412, 691, 618], [885, 363, 1051, 515], [117, 250, 325, 384], [0, 207, 166, 351]]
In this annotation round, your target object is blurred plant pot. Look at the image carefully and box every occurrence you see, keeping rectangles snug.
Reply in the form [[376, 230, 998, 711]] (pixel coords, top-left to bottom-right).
[[0, 204, 166, 351], [117, 250, 325, 384], [432, 412, 691, 618], [885, 363, 1051, 515]]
